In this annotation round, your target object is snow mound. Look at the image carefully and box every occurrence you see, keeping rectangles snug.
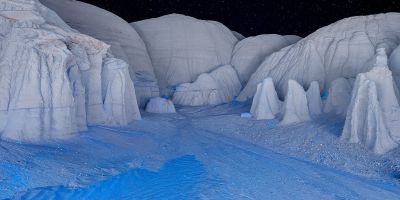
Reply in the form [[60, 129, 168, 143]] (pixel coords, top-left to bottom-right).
[[280, 80, 311, 125], [231, 34, 301, 85], [239, 13, 400, 101], [132, 14, 238, 96], [306, 81, 323, 116], [342, 48, 400, 154], [250, 78, 281, 120], [145, 97, 176, 114], [0, 0, 140, 142], [172, 65, 241, 106], [40, 0, 159, 107], [324, 78, 353, 116]]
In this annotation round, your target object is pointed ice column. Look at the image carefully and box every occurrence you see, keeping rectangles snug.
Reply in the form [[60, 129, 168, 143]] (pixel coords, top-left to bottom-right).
[[342, 48, 400, 154], [250, 78, 281, 120], [306, 81, 323, 116], [280, 80, 311, 125], [324, 78, 353, 116], [145, 97, 176, 114], [102, 58, 141, 126]]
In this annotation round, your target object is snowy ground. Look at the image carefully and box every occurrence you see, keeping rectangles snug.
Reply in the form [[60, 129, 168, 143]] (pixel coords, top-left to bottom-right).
[[1, 102, 400, 199]]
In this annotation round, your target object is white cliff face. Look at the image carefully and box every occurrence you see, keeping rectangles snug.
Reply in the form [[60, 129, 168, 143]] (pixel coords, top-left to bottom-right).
[[231, 34, 301, 85], [280, 80, 311, 125], [239, 13, 400, 101], [306, 81, 323, 116], [132, 14, 238, 96], [342, 48, 400, 154], [0, 0, 140, 142], [145, 97, 176, 114], [250, 78, 281, 120], [172, 65, 241, 106], [40, 0, 159, 107]]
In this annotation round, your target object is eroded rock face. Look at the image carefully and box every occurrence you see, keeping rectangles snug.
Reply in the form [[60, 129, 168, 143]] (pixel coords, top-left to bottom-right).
[[40, 0, 159, 107], [145, 97, 176, 114], [342, 48, 400, 154], [172, 65, 241, 106], [0, 0, 140, 142], [239, 13, 400, 101], [231, 34, 301, 85], [132, 14, 238, 96]]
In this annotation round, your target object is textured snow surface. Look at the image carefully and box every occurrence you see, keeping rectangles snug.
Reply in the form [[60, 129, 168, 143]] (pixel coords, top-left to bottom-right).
[[342, 48, 400, 154], [172, 65, 241, 106], [145, 97, 176, 113], [231, 34, 301, 85], [40, 0, 159, 107], [250, 78, 281, 120], [0, 0, 140, 142], [239, 13, 400, 101], [132, 14, 238, 96], [280, 80, 311, 125], [2, 103, 400, 199]]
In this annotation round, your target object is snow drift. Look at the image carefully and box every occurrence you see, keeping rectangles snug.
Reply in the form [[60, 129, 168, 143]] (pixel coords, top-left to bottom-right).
[[0, 0, 140, 142], [280, 80, 311, 125], [238, 13, 400, 101], [231, 34, 301, 84], [132, 14, 238, 96], [40, 0, 159, 107], [172, 65, 241, 106], [145, 97, 176, 114], [250, 78, 281, 120], [342, 48, 400, 154]]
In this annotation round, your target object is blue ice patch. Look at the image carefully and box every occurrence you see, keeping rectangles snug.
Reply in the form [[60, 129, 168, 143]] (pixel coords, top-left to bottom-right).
[[240, 112, 252, 118], [18, 155, 206, 200]]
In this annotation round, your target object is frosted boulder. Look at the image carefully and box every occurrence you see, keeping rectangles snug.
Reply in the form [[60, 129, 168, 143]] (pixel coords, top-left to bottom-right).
[[306, 81, 323, 116], [145, 97, 176, 114], [280, 80, 311, 125], [40, 0, 159, 107], [0, 0, 140, 142], [133, 14, 238, 96], [231, 34, 301, 85], [250, 78, 281, 120], [342, 49, 400, 154], [324, 78, 353, 116], [172, 65, 241, 106], [239, 13, 400, 101]]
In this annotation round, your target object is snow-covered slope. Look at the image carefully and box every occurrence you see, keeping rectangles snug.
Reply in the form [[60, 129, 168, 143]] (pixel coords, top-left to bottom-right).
[[0, 0, 140, 142], [238, 13, 400, 101], [40, 0, 159, 107], [231, 34, 301, 84], [172, 65, 241, 106], [132, 14, 238, 96]]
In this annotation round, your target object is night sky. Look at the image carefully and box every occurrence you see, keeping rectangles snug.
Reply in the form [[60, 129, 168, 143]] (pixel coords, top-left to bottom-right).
[[80, 0, 400, 37]]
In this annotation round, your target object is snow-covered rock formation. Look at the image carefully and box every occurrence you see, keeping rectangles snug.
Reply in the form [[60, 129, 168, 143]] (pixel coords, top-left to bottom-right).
[[231, 31, 245, 40], [40, 0, 159, 107], [280, 80, 311, 125], [231, 34, 301, 85], [238, 13, 400, 101], [323, 78, 353, 116], [145, 97, 176, 114], [306, 81, 323, 116], [172, 65, 241, 106], [0, 0, 140, 142], [250, 78, 281, 120], [342, 48, 400, 154], [132, 14, 238, 96]]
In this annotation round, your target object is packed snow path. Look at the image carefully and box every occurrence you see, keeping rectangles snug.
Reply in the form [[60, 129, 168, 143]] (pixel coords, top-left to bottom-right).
[[1, 104, 400, 199]]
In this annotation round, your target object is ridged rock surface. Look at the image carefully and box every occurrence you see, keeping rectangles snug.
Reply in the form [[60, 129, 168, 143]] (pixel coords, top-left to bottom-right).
[[239, 13, 400, 101]]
